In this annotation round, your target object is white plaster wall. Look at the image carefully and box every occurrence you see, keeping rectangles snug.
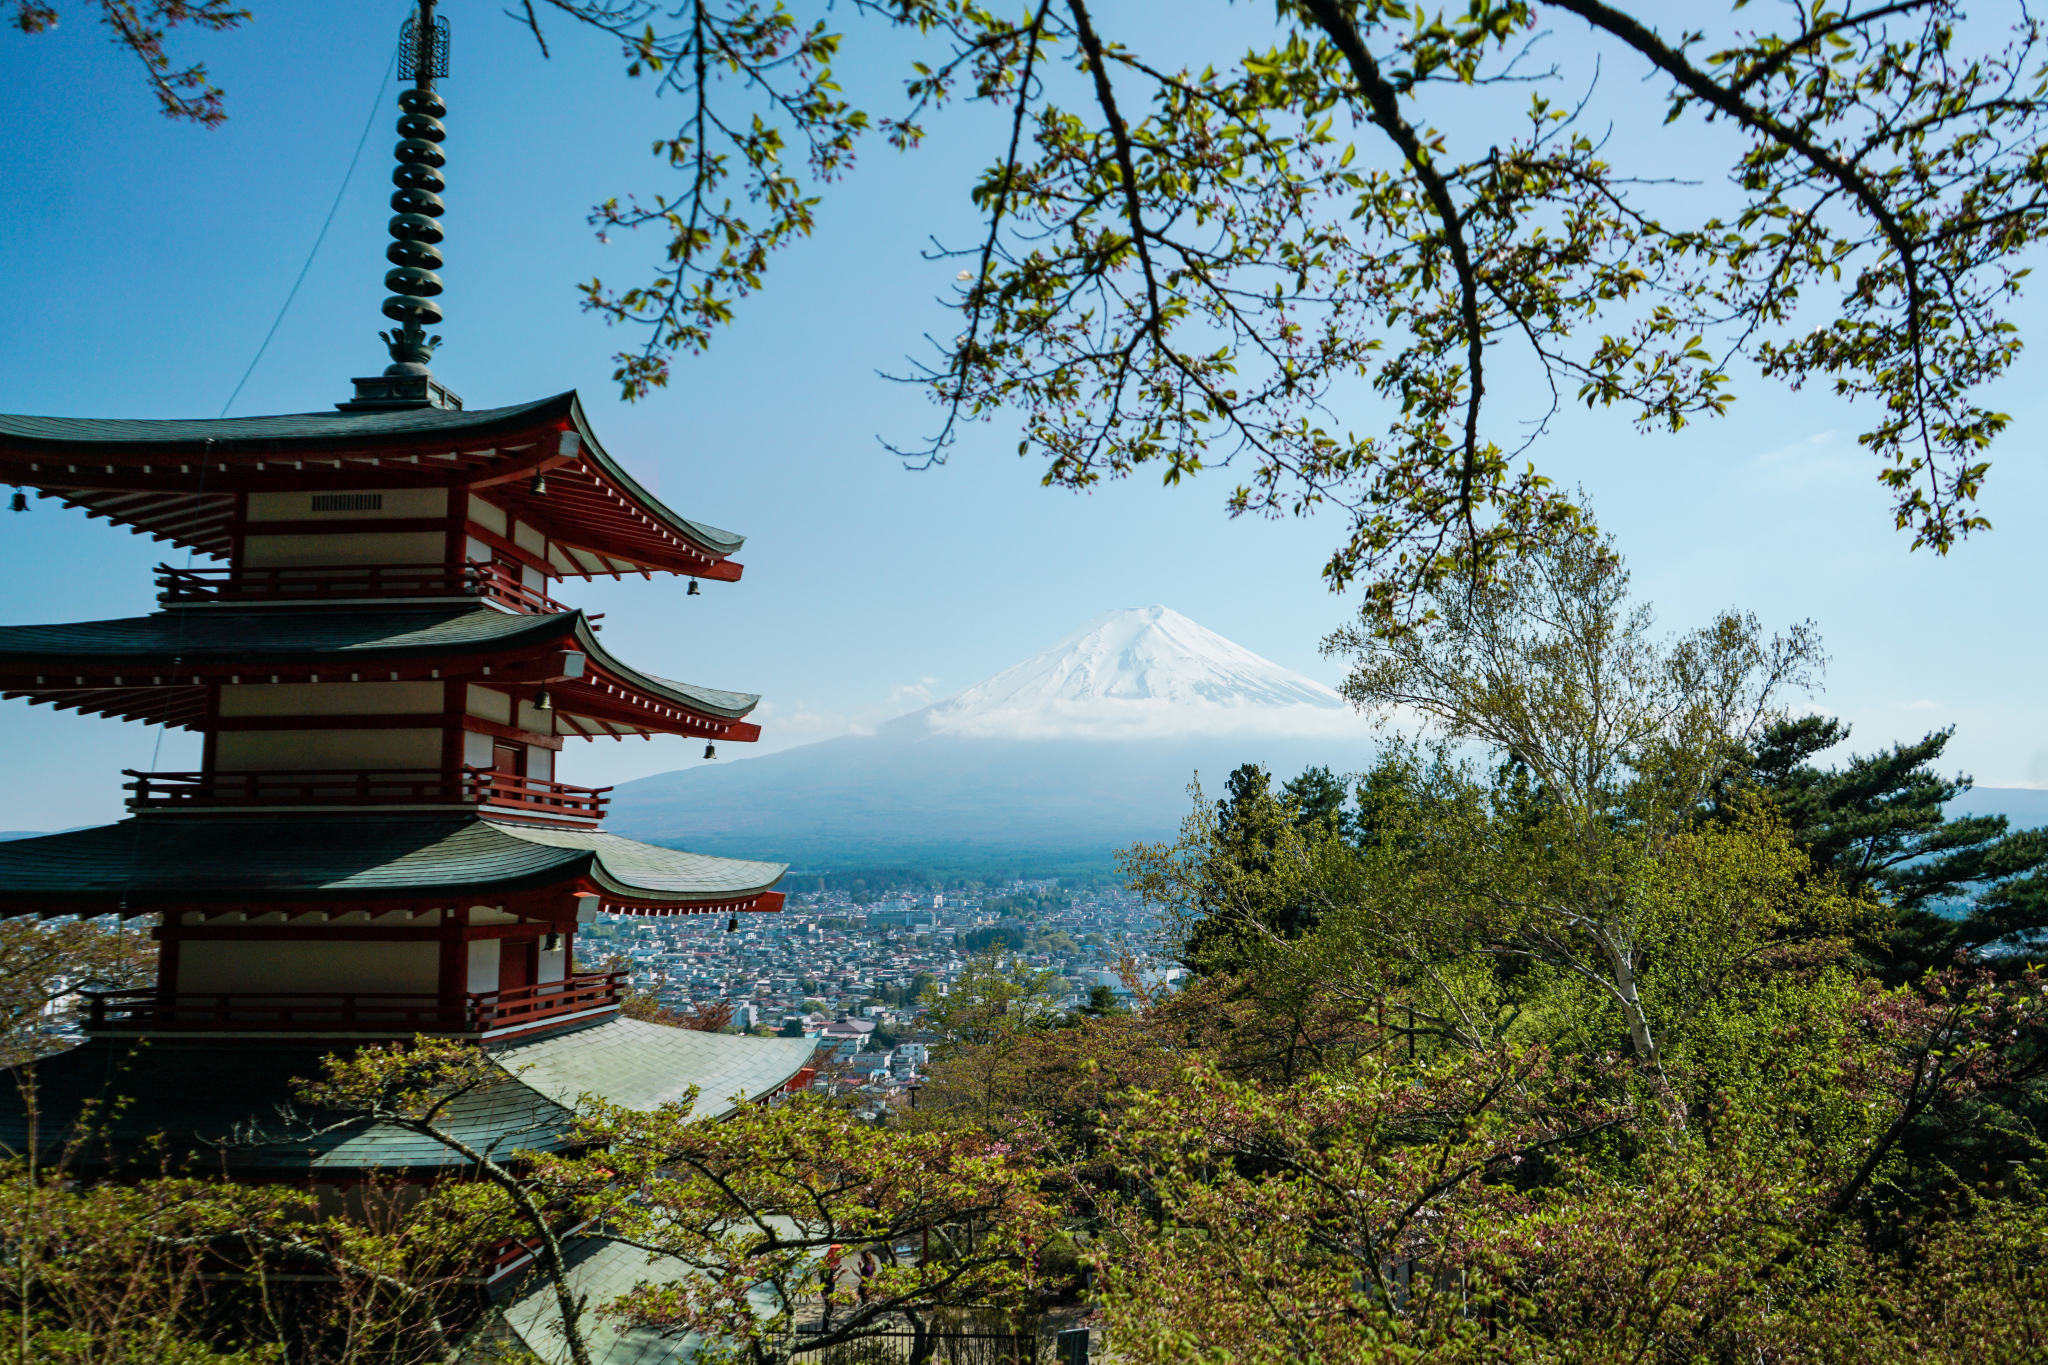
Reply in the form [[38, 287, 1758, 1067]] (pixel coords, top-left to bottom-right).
[[526, 747, 553, 782], [219, 681, 443, 717], [178, 940, 438, 994], [247, 488, 448, 521], [215, 728, 442, 771], [463, 731, 495, 767], [515, 699, 553, 733], [513, 521, 547, 556], [537, 938, 567, 983], [468, 939, 501, 994], [467, 495, 508, 537], [466, 686, 512, 724], [241, 532, 446, 568]]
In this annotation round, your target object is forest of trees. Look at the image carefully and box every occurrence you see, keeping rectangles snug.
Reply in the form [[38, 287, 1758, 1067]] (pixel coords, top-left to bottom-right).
[[1, 541, 2043, 1362]]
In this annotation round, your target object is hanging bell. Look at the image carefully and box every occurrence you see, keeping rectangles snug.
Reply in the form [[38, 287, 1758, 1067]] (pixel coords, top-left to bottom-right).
[[529, 471, 548, 496], [534, 688, 552, 711], [9, 490, 26, 514], [687, 578, 700, 596], [726, 916, 739, 933], [703, 742, 717, 760]]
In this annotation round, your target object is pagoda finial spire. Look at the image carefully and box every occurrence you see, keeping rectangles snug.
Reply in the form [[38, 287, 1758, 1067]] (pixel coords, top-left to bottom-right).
[[341, 0, 460, 411], [384, 0, 448, 369]]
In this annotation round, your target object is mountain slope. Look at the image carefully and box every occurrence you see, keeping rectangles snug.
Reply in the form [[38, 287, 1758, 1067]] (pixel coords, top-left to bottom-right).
[[917, 605, 1351, 739], [603, 605, 2048, 873], [606, 607, 1374, 869]]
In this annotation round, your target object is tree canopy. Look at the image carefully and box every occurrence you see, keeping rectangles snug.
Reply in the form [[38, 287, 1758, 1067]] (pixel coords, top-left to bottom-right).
[[1736, 715, 2048, 976], [26, 0, 2048, 623]]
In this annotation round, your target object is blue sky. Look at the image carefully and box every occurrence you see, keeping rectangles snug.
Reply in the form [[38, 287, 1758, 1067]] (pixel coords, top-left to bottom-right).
[[1, 3, 2044, 831]]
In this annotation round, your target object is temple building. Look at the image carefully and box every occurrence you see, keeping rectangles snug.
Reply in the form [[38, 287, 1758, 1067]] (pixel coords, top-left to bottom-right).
[[0, 0, 814, 1202]]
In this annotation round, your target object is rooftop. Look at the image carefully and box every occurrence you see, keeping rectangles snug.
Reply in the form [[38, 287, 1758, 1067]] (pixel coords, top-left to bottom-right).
[[0, 815, 787, 915], [0, 391, 744, 578], [0, 606, 760, 736], [0, 1017, 818, 1175]]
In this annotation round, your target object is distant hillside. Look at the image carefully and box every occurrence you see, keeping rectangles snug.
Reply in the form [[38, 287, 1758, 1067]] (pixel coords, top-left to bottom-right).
[[1948, 787, 2048, 829], [609, 607, 2048, 875], [607, 606, 1377, 872], [606, 731, 1376, 872]]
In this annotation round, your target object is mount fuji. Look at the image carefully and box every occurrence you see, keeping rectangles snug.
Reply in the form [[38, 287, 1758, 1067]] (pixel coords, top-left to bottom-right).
[[605, 607, 1377, 872], [914, 607, 1353, 741]]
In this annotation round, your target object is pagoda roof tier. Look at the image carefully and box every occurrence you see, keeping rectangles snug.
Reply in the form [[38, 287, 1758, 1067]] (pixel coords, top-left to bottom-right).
[[0, 391, 744, 580], [0, 1021, 819, 1174], [0, 815, 785, 917], [0, 606, 761, 740]]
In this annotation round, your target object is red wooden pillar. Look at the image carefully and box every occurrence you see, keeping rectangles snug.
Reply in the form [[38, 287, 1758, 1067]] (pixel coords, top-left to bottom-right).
[[437, 904, 470, 1027], [440, 680, 467, 797]]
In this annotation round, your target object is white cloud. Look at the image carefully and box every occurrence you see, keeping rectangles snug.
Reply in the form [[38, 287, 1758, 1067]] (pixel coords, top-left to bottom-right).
[[1744, 430, 1856, 490], [745, 680, 942, 751], [883, 678, 939, 709], [924, 697, 1373, 742]]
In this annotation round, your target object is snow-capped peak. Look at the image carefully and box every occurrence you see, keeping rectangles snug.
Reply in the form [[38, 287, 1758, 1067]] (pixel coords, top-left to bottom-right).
[[895, 606, 1361, 741]]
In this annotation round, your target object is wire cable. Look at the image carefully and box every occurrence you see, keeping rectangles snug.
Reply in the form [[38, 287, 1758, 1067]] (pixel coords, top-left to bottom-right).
[[218, 50, 396, 418], [113, 52, 395, 918]]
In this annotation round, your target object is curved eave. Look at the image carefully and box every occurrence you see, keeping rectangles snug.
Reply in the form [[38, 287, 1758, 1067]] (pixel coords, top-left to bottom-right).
[[567, 394, 744, 557], [483, 395, 747, 580], [568, 616, 758, 722], [0, 817, 785, 915], [0, 391, 747, 574], [0, 608, 761, 740], [492, 824, 787, 907]]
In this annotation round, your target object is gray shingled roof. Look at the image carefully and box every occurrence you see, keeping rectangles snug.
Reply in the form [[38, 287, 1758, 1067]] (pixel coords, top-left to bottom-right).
[[0, 606, 560, 658], [0, 816, 785, 906], [0, 606, 761, 719], [501, 828, 787, 902], [502, 1237, 750, 1365], [0, 391, 745, 556], [0, 394, 570, 448], [505, 1017, 819, 1114], [0, 1019, 819, 1175]]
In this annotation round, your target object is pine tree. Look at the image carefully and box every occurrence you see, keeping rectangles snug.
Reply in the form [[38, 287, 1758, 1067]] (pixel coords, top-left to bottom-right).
[[1740, 720, 2048, 977]]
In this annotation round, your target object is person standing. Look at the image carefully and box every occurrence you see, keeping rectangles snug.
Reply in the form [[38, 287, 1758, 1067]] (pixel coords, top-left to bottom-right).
[[857, 1248, 880, 1305], [820, 1243, 844, 1328]]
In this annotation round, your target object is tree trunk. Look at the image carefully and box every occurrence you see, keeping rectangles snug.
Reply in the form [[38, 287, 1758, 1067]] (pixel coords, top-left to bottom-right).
[[1605, 937, 1685, 1129]]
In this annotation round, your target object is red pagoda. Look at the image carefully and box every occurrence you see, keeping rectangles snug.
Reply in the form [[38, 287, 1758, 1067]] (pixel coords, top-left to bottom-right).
[[0, 0, 815, 1179]]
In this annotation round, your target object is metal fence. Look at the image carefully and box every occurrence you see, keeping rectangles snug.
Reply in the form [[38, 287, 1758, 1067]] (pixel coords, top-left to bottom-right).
[[788, 1329, 1054, 1365]]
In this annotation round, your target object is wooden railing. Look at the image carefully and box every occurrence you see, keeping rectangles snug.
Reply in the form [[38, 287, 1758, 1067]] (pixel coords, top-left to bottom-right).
[[124, 768, 467, 808], [82, 972, 627, 1034], [82, 990, 468, 1032], [471, 974, 626, 1030], [155, 561, 567, 615], [464, 769, 613, 821], [123, 767, 612, 821]]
